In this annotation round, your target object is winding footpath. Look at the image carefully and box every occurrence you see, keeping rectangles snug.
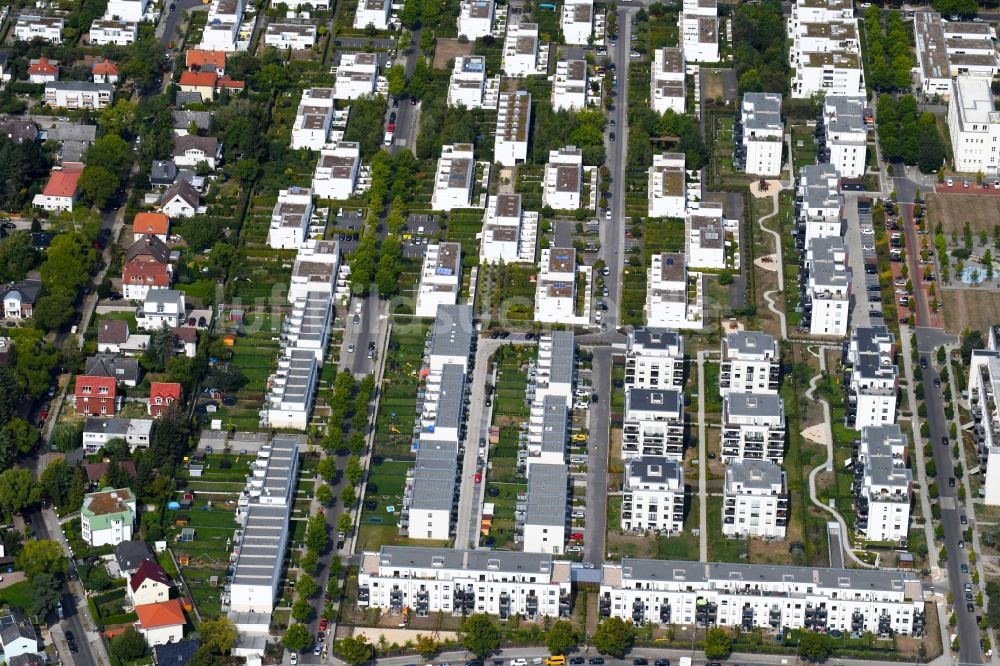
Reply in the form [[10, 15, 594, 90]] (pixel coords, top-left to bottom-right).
[[757, 189, 787, 339]]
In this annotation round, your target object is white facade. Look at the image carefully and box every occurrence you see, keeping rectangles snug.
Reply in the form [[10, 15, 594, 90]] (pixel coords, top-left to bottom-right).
[[806, 236, 851, 337], [648, 153, 686, 219], [81, 488, 136, 547], [458, 0, 494, 39], [543, 146, 583, 211], [722, 460, 788, 539], [948, 75, 1000, 175], [621, 457, 685, 534], [523, 463, 568, 554], [798, 163, 842, 247], [915, 12, 1000, 99], [685, 209, 726, 270], [794, 52, 864, 98], [622, 388, 684, 460], [788, 0, 864, 98], [90, 19, 138, 45], [14, 14, 63, 42], [527, 394, 569, 467], [291, 87, 336, 151], [823, 96, 867, 179], [645, 252, 703, 330], [552, 59, 587, 111], [334, 52, 379, 100], [969, 338, 1000, 505], [847, 325, 898, 429], [854, 424, 911, 544], [480, 193, 539, 264], [358, 547, 572, 620], [680, 0, 719, 63], [313, 142, 360, 199], [105, 0, 149, 21], [288, 239, 340, 303], [720, 330, 780, 397], [721, 392, 786, 464], [496, 91, 532, 166], [267, 187, 314, 250], [625, 328, 684, 390], [264, 21, 316, 50], [44, 81, 114, 110], [651, 47, 685, 114], [136, 290, 186, 331], [448, 56, 488, 109], [354, 0, 391, 30], [83, 417, 153, 454], [432, 144, 476, 211], [266, 349, 319, 430], [415, 243, 462, 317], [199, 0, 245, 51], [503, 23, 544, 76], [561, 0, 593, 45], [739, 92, 783, 177], [535, 247, 587, 324], [283, 293, 333, 362]]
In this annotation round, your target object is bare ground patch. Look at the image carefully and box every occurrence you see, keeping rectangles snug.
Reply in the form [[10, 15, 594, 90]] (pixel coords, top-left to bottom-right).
[[940, 287, 1000, 335], [432, 38, 473, 69], [926, 192, 1000, 236]]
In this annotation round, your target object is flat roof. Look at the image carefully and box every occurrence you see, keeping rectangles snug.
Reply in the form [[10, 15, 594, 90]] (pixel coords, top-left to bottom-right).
[[430, 304, 474, 358], [525, 463, 568, 527], [627, 387, 682, 413]]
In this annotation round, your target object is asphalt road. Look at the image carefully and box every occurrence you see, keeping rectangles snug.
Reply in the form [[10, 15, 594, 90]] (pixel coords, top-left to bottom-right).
[[921, 351, 983, 666], [584, 347, 612, 564], [158, 0, 205, 47], [388, 31, 422, 155]]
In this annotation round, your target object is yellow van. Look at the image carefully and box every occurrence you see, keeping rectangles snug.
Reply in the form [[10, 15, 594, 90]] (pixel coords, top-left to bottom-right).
[[545, 657, 566, 666]]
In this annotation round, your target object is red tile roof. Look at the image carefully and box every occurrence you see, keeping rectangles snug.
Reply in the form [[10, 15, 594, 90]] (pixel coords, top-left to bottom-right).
[[217, 76, 245, 90], [178, 70, 217, 88], [129, 559, 171, 592], [123, 260, 170, 287], [150, 382, 182, 403], [92, 58, 119, 76], [41, 166, 83, 199], [28, 57, 58, 75], [133, 212, 169, 237], [134, 598, 185, 629], [185, 49, 227, 71]]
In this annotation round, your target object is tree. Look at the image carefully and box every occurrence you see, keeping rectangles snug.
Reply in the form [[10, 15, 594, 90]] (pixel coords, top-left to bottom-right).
[[0, 468, 42, 516], [336, 634, 373, 665], [0, 232, 37, 283], [416, 634, 440, 659], [316, 484, 334, 505], [305, 511, 329, 552], [545, 620, 578, 655], [30, 572, 62, 617], [593, 618, 635, 658], [79, 165, 120, 208], [16, 540, 67, 578], [341, 484, 357, 507], [704, 627, 733, 660], [386, 64, 407, 96], [318, 456, 337, 482], [291, 598, 312, 622], [199, 617, 238, 655], [461, 614, 500, 657], [112, 626, 147, 661], [33, 286, 77, 332], [346, 455, 364, 485], [283, 623, 312, 653], [338, 513, 353, 534], [797, 632, 832, 662], [84, 134, 133, 181]]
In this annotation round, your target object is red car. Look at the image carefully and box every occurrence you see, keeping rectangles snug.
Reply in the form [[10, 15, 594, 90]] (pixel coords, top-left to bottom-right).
[[319, 618, 328, 631], [570, 532, 584, 541], [387, 122, 396, 132], [474, 472, 482, 483], [39, 408, 48, 421]]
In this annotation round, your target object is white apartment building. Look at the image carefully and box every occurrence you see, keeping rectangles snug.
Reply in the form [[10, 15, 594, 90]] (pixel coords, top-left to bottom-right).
[[599, 559, 926, 636], [503, 23, 544, 76], [14, 14, 63, 42], [625, 328, 684, 390], [788, 0, 864, 98], [685, 211, 726, 270], [794, 51, 864, 98], [645, 252, 703, 330], [847, 325, 898, 429], [527, 395, 569, 466], [334, 52, 379, 100], [534, 331, 575, 404], [480, 193, 538, 264], [83, 417, 153, 454], [44, 81, 113, 110], [739, 92, 783, 177], [106, 0, 149, 22], [648, 153, 686, 219], [823, 96, 867, 179], [719, 330, 780, 397], [543, 146, 583, 211], [291, 87, 336, 151], [651, 47, 685, 114], [448, 56, 489, 110], [264, 21, 317, 50], [432, 144, 476, 211], [358, 547, 572, 619], [354, 0, 391, 30], [267, 186, 314, 250], [266, 348, 319, 430], [458, 0, 494, 39], [622, 388, 684, 460], [561, 0, 593, 45], [969, 333, 1000, 505], [523, 463, 568, 554], [496, 91, 532, 166], [914, 12, 999, 98], [854, 424, 911, 545], [313, 142, 361, 199], [948, 75, 1000, 175], [288, 239, 340, 303], [680, 0, 719, 62], [81, 488, 136, 547], [428, 304, 474, 373], [722, 460, 789, 539], [535, 247, 588, 324], [552, 59, 588, 111], [798, 163, 843, 247], [805, 235, 851, 337], [621, 457, 685, 534], [90, 19, 138, 45], [415, 243, 462, 317], [200, 0, 244, 51], [282, 293, 333, 362], [792, 20, 859, 58], [721, 392, 786, 464]]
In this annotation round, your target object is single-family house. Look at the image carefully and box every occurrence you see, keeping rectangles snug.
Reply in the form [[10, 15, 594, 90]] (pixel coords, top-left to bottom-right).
[[178, 70, 217, 102], [27, 57, 59, 83], [134, 599, 185, 646], [32, 165, 83, 212], [114, 540, 154, 576], [0, 611, 39, 662], [137, 290, 186, 330], [81, 487, 136, 546], [160, 180, 200, 218], [185, 49, 227, 75], [128, 559, 171, 606], [74, 375, 118, 416], [85, 354, 141, 388], [151, 639, 200, 665], [172, 135, 220, 170], [149, 382, 182, 417], [0, 280, 42, 319], [133, 213, 170, 243], [92, 59, 120, 84]]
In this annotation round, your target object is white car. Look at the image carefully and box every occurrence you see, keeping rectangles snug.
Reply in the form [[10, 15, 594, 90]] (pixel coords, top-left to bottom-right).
[[605, 209, 612, 221], [511, 659, 529, 666], [347, 344, 355, 353]]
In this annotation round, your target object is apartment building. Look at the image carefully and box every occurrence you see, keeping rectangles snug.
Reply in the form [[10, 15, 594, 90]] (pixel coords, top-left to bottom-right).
[[969, 334, 1000, 505], [535, 247, 587, 323], [622, 388, 684, 460], [534, 331, 575, 404], [90, 18, 138, 45], [334, 52, 379, 100], [625, 328, 684, 390], [552, 60, 588, 111], [282, 293, 333, 362], [846, 325, 898, 429], [200, 0, 244, 51], [685, 211, 725, 270], [415, 243, 462, 317], [680, 0, 719, 62], [459, 0, 494, 39], [794, 51, 865, 98], [496, 91, 532, 166], [648, 153, 686, 219], [797, 163, 843, 247], [822, 96, 867, 179], [722, 460, 788, 539], [854, 424, 911, 545], [432, 144, 476, 211], [313, 142, 360, 200], [621, 457, 685, 534], [264, 21, 317, 50], [267, 186, 314, 249], [14, 14, 63, 42], [645, 252, 703, 329], [720, 330, 780, 397], [805, 236, 851, 337], [358, 547, 572, 619], [83, 417, 153, 453], [561, 0, 593, 45], [914, 12, 999, 98], [265, 348, 319, 430], [105, 0, 150, 22], [738, 93, 783, 177], [291, 87, 335, 150], [44, 81, 114, 110], [947, 75, 1000, 175], [721, 393, 786, 464], [480, 193, 538, 264], [288, 239, 340, 303], [136, 289, 186, 331], [651, 47, 685, 114], [523, 463, 569, 554], [527, 395, 568, 467], [599, 559, 925, 636], [543, 146, 583, 211], [354, 0, 391, 30], [503, 23, 544, 76], [788, 0, 864, 98], [428, 304, 474, 373], [448, 56, 492, 110], [82, 487, 136, 547]]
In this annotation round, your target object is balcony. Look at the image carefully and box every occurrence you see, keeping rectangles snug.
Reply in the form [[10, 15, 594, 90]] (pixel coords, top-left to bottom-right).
[[599, 594, 612, 618], [659, 604, 671, 624], [358, 587, 370, 605], [632, 600, 645, 624]]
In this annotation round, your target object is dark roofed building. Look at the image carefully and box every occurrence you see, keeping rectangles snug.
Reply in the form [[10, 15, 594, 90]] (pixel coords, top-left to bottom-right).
[[85, 354, 141, 387], [114, 539, 154, 574], [152, 638, 201, 665], [0, 117, 38, 144], [85, 460, 137, 484], [151, 160, 178, 187], [125, 235, 170, 264]]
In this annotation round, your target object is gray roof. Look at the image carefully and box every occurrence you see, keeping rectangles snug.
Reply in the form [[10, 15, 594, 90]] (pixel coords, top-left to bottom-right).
[[825, 95, 866, 135], [272, 350, 316, 404], [861, 424, 906, 455], [44, 121, 96, 143], [866, 455, 911, 489], [0, 610, 37, 647], [377, 546, 556, 576], [97, 319, 129, 344], [162, 179, 200, 208], [8, 655, 45, 666], [725, 330, 777, 359], [800, 163, 842, 210], [432, 364, 466, 433], [631, 328, 682, 352], [626, 456, 683, 485], [547, 331, 575, 386], [430, 304, 474, 359], [525, 463, 568, 527], [85, 354, 141, 384], [114, 539, 154, 572], [724, 392, 783, 419], [173, 134, 219, 159], [742, 92, 782, 132], [0, 280, 41, 305], [232, 504, 288, 586], [172, 110, 212, 131], [175, 90, 204, 108], [539, 395, 568, 455], [627, 387, 682, 414], [726, 459, 786, 491], [47, 80, 113, 93], [409, 456, 457, 511], [151, 159, 177, 184], [0, 117, 37, 144], [126, 234, 170, 263], [259, 434, 300, 501], [84, 416, 131, 437], [143, 288, 184, 307]]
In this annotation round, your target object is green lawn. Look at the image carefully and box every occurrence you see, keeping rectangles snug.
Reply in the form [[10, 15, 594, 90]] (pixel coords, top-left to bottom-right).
[[0, 581, 33, 612]]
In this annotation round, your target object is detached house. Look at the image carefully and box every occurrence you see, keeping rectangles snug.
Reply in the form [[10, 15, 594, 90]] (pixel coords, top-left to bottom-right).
[[0, 611, 40, 662], [123, 261, 171, 301], [178, 70, 218, 102], [149, 382, 182, 417], [27, 57, 59, 83], [134, 599, 185, 647], [137, 290, 185, 330], [92, 59, 120, 84], [160, 180, 200, 218], [85, 354, 141, 388], [81, 487, 136, 546], [172, 135, 220, 170], [128, 559, 171, 606], [0, 280, 42, 319], [132, 212, 170, 243], [33, 165, 83, 212], [74, 375, 118, 416]]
